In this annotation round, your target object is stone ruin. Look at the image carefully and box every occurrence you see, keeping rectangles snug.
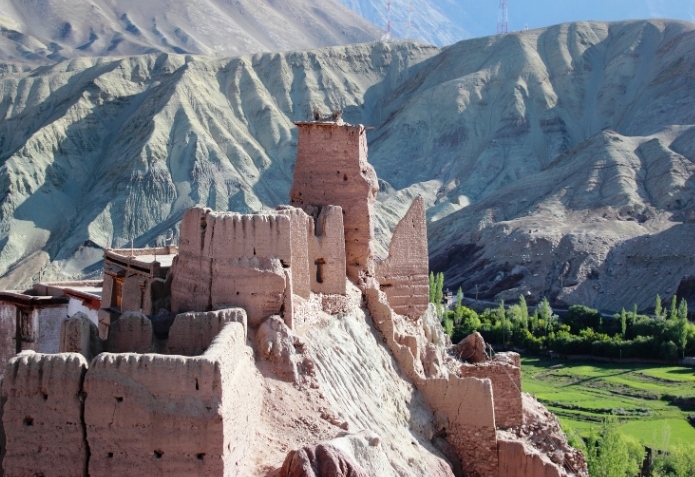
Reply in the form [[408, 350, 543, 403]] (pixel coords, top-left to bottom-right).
[[0, 119, 587, 477]]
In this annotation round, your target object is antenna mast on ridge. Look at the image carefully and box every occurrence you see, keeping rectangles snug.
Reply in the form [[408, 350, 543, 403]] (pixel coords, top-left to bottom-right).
[[407, 2, 414, 40], [497, 0, 508, 35], [386, 0, 392, 41]]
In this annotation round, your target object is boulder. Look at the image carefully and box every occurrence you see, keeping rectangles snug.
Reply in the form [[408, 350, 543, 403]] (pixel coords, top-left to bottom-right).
[[455, 332, 488, 363], [276, 443, 370, 477]]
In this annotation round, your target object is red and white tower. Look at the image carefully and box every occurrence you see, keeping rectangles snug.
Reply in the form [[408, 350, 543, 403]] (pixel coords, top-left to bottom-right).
[[407, 2, 414, 40], [386, 0, 392, 41], [496, 0, 508, 35]]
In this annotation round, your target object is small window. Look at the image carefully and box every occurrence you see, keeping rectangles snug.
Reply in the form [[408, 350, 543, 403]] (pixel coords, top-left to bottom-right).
[[315, 258, 326, 284], [113, 277, 124, 309]]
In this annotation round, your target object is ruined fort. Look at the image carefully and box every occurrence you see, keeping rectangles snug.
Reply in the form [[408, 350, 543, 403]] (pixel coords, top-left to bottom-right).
[[0, 118, 587, 477]]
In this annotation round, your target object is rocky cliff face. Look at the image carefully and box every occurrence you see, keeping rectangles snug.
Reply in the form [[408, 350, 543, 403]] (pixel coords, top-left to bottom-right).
[[0, 0, 382, 64], [1, 19, 694, 313]]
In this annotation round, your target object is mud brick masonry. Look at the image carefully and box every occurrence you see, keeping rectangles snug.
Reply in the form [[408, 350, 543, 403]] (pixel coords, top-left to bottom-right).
[[0, 119, 582, 477]]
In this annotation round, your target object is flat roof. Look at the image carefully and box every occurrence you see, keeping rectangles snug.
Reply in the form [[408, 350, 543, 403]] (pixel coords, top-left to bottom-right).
[[64, 286, 102, 297], [127, 254, 176, 267]]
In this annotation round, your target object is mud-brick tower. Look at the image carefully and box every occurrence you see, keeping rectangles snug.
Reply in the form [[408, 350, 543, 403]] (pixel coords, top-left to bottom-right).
[[290, 121, 379, 282]]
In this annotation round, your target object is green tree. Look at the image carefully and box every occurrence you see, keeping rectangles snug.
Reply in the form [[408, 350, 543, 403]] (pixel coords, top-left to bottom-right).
[[620, 308, 627, 338], [670, 295, 678, 321], [655, 294, 663, 320], [435, 272, 445, 316], [653, 442, 695, 477], [454, 288, 464, 323], [519, 294, 529, 330], [676, 298, 689, 359], [497, 300, 507, 344], [538, 297, 556, 334], [429, 272, 435, 303], [586, 417, 642, 477]]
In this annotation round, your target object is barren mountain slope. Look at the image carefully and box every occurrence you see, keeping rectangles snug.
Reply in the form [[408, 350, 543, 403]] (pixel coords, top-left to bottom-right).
[[0, 0, 382, 64], [335, 0, 479, 46], [0, 41, 440, 288], [1, 19, 694, 314]]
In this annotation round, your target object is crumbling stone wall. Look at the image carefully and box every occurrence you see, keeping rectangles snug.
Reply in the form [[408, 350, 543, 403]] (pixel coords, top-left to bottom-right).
[[1, 352, 89, 477], [84, 320, 261, 475], [365, 287, 500, 476], [307, 205, 347, 295], [498, 439, 565, 477], [290, 123, 378, 281], [459, 354, 523, 429], [375, 197, 429, 317], [167, 308, 246, 356], [37, 306, 68, 354], [420, 377, 499, 477], [0, 304, 15, 380], [171, 208, 293, 326], [277, 206, 312, 299], [107, 312, 153, 354], [121, 273, 147, 314], [0, 377, 5, 477], [170, 207, 215, 313], [60, 313, 102, 361]]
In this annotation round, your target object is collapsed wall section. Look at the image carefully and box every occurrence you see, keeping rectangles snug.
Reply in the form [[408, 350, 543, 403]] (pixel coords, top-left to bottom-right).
[[365, 287, 500, 476], [1, 352, 89, 477], [498, 439, 566, 477], [276, 206, 312, 299], [290, 123, 378, 282], [375, 197, 429, 317], [420, 377, 499, 477], [459, 355, 523, 429]]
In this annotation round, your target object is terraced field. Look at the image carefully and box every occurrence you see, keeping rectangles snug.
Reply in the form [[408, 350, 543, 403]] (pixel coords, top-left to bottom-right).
[[521, 358, 695, 448]]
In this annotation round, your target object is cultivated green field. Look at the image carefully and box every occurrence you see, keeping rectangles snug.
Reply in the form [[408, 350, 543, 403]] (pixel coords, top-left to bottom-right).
[[521, 358, 695, 449]]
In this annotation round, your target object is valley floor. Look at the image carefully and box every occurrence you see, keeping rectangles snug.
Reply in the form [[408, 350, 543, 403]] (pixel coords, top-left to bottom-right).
[[521, 358, 695, 448]]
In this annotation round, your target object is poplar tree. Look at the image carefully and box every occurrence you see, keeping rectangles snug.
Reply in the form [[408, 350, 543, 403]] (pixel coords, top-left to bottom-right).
[[519, 294, 529, 330], [620, 308, 627, 338], [670, 295, 678, 320], [655, 294, 662, 320], [455, 288, 464, 322], [677, 298, 689, 359], [429, 272, 435, 303]]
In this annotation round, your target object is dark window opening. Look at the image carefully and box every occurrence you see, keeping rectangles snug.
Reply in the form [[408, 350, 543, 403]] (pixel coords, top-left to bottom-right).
[[154, 450, 163, 459], [343, 174, 348, 181], [315, 258, 326, 284], [24, 416, 34, 427], [195, 379, 199, 391], [116, 397, 123, 403], [197, 453, 206, 461], [108, 453, 114, 458]]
